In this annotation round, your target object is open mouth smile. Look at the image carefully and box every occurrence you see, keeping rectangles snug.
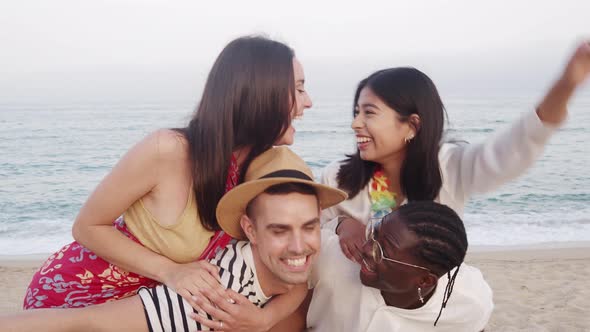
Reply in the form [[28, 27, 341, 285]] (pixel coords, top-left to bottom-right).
[[356, 136, 373, 150], [280, 255, 312, 271]]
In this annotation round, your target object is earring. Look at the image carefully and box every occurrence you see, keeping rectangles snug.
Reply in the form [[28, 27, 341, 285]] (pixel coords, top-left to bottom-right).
[[404, 135, 414, 143], [418, 287, 424, 304]]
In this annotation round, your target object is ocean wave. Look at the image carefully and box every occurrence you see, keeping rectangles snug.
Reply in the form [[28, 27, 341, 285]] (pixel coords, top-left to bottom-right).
[[2, 212, 590, 255], [2, 98, 590, 254], [464, 211, 590, 246]]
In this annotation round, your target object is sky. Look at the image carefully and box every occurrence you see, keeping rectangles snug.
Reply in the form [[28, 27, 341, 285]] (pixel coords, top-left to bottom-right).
[[0, 0, 589, 103]]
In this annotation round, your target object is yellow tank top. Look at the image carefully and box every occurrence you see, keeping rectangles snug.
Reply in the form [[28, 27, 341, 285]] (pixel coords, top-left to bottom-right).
[[124, 189, 214, 263]]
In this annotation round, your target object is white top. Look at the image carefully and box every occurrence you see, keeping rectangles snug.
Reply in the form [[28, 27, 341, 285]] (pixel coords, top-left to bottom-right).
[[307, 231, 494, 332], [320, 109, 557, 229]]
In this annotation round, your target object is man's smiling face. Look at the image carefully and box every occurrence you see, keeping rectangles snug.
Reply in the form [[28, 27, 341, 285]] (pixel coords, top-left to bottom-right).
[[244, 189, 321, 286]]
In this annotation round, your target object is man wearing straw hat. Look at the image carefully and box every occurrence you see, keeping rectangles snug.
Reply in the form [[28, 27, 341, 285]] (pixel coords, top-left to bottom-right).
[[0, 146, 347, 332], [139, 146, 347, 331]]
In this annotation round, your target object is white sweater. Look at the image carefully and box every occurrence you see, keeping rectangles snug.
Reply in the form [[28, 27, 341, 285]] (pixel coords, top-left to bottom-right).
[[307, 231, 494, 332], [320, 109, 557, 229]]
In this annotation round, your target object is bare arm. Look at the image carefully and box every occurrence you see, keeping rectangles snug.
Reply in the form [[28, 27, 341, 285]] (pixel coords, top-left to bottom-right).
[[537, 41, 590, 125], [269, 289, 314, 332], [71, 130, 225, 298], [1, 289, 305, 332], [0, 296, 148, 332], [264, 284, 309, 331], [71, 130, 174, 281], [443, 41, 590, 200], [189, 283, 309, 332]]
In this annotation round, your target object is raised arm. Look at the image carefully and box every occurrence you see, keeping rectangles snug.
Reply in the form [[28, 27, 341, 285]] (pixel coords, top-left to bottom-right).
[[537, 41, 590, 125], [443, 41, 590, 200]]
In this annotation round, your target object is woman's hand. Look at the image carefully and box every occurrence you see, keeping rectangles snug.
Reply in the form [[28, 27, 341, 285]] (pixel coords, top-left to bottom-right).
[[161, 260, 229, 303], [537, 40, 590, 125], [336, 216, 366, 264], [188, 288, 271, 332], [561, 40, 590, 87]]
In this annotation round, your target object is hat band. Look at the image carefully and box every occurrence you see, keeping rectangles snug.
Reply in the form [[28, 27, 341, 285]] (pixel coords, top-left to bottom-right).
[[259, 169, 312, 181]]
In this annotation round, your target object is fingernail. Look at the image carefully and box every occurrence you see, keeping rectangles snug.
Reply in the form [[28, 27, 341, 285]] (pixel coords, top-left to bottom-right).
[[227, 299, 235, 304], [192, 296, 198, 301]]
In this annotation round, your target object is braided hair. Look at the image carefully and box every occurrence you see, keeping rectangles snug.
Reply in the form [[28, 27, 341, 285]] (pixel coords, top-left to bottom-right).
[[394, 201, 468, 326]]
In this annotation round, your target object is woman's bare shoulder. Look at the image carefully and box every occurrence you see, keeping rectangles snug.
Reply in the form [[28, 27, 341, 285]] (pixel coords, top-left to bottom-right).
[[149, 129, 190, 161]]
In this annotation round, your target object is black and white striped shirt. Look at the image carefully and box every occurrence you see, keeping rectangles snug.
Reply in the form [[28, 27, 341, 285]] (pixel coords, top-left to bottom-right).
[[138, 241, 270, 332]]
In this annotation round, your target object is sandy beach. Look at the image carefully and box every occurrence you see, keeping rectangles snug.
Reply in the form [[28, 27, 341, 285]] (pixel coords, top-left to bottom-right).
[[465, 243, 590, 331], [1, 245, 589, 331]]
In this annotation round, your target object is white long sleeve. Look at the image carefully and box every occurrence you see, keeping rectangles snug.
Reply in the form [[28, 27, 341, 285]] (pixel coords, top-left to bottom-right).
[[439, 109, 558, 215], [321, 109, 558, 221]]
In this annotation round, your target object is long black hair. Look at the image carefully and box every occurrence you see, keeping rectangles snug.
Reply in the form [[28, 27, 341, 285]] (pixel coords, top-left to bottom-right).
[[176, 36, 295, 231], [337, 68, 446, 201]]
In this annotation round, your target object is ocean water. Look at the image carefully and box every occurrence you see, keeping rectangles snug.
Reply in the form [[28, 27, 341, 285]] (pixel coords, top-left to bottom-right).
[[1, 94, 589, 255]]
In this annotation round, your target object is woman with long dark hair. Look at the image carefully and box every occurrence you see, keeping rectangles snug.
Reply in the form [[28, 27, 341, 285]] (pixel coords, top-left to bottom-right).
[[323, 41, 590, 262], [23, 35, 312, 330]]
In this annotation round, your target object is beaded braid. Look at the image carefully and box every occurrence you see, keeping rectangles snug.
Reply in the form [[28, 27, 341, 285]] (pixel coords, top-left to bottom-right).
[[394, 201, 468, 326]]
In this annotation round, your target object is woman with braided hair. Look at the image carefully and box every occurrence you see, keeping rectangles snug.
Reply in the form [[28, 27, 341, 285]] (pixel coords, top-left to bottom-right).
[[305, 201, 492, 331]]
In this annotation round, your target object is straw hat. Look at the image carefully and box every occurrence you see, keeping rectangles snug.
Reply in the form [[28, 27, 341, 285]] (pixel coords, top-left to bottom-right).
[[217, 146, 347, 239]]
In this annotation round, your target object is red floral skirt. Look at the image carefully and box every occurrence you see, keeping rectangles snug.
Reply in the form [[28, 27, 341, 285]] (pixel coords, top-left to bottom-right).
[[23, 217, 232, 309]]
